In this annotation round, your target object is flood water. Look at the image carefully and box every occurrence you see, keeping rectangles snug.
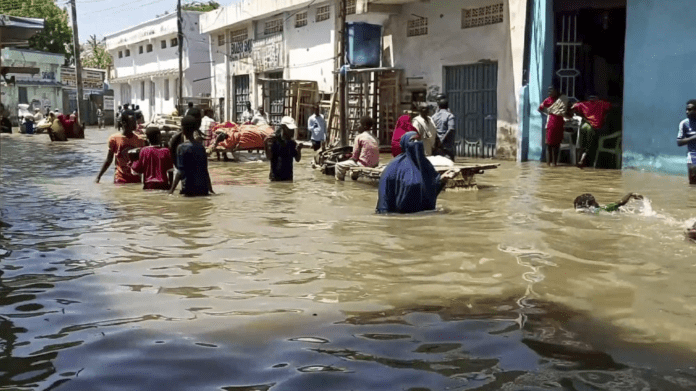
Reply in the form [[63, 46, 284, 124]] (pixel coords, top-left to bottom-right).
[[2, 129, 696, 390]]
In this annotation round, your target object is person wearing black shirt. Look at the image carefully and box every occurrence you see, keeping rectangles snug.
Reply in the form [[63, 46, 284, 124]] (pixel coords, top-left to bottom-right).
[[265, 116, 304, 181]]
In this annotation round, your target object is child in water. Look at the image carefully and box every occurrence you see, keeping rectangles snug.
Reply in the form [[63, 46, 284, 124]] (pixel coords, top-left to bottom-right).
[[573, 192, 643, 213]]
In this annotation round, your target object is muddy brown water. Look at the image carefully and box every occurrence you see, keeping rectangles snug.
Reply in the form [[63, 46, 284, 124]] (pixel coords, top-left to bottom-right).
[[1, 129, 696, 390]]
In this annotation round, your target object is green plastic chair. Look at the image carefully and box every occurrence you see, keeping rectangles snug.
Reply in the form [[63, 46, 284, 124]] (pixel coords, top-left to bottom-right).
[[594, 131, 622, 169]]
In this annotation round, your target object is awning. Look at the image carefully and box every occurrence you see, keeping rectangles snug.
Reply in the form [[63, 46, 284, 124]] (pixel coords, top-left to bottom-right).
[[109, 68, 179, 84], [0, 15, 44, 47]]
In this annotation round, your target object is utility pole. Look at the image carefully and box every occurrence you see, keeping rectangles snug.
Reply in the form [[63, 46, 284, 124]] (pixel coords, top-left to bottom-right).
[[69, 0, 86, 125], [338, 0, 347, 146], [177, 0, 184, 113]]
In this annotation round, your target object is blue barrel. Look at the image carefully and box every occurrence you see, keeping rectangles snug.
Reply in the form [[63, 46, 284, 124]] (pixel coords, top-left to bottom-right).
[[345, 22, 382, 68], [24, 122, 34, 134]]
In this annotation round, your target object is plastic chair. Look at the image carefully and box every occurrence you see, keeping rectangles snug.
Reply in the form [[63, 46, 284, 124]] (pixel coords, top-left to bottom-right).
[[594, 131, 622, 169], [559, 130, 577, 165]]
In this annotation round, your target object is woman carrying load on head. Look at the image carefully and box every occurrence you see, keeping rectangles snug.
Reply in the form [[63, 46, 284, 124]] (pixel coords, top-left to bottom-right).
[[376, 131, 456, 214]]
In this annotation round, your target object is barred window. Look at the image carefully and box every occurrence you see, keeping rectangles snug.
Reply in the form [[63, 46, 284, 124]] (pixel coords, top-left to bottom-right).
[[407, 18, 428, 37], [161, 40, 167, 49], [146, 44, 153, 52], [230, 28, 248, 43], [264, 19, 283, 35], [139, 46, 144, 54], [125, 49, 131, 57], [316, 5, 330, 22], [296, 11, 307, 28], [462, 3, 504, 29], [171, 37, 178, 47], [346, 0, 356, 15], [218, 34, 225, 46]]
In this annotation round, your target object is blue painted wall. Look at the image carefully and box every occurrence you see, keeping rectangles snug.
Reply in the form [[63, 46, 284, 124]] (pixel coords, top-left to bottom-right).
[[520, 0, 554, 162], [622, 0, 696, 175]]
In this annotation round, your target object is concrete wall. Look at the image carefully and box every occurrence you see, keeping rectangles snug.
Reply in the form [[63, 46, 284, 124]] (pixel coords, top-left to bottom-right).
[[387, 0, 525, 159], [622, 0, 695, 174]]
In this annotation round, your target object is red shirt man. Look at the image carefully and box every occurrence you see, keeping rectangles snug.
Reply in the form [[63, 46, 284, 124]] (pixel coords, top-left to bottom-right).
[[96, 110, 146, 184]]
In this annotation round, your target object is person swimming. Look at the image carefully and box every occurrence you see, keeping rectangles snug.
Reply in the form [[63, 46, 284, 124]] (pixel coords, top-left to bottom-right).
[[573, 192, 643, 213]]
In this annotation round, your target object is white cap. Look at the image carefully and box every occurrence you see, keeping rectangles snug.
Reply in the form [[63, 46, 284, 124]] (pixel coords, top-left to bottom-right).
[[280, 116, 297, 129]]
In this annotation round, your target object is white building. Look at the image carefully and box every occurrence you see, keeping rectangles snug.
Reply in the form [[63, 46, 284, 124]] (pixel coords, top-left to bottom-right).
[[105, 11, 211, 121], [200, 0, 526, 158]]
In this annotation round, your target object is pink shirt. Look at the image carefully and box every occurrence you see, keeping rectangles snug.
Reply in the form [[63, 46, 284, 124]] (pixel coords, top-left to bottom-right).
[[130, 146, 173, 190], [352, 131, 379, 167]]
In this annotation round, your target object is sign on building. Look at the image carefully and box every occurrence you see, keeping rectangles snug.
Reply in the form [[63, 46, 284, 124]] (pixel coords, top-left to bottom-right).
[[230, 39, 253, 61], [252, 34, 284, 72], [104, 96, 114, 111], [61, 67, 105, 90]]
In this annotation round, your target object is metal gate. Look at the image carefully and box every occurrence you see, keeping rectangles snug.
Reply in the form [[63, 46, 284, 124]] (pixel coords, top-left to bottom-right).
[[234, 74, 249, 123], [444, 62, 497, 158], [267, 72, 284, 125], [555, 13, 580, 100]]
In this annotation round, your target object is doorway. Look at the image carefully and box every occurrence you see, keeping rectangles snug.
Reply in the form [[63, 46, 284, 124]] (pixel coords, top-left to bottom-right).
[[554, 0, 626, 167], [233, 74, 249, 123], [444, 62, 498, 158]]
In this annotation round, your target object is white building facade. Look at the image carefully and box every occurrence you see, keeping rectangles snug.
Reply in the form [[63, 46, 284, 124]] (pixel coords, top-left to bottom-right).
[[105, 11, 211, 121], [200, 0, 526, 158]]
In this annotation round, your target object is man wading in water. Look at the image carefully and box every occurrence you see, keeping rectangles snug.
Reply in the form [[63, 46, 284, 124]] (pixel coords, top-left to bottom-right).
[[265, 116, 304, 182], [96, 110, 145, 184]]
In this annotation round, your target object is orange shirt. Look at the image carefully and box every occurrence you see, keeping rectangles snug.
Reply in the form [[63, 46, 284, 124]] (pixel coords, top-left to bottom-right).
[[108, 132, 146, 183]]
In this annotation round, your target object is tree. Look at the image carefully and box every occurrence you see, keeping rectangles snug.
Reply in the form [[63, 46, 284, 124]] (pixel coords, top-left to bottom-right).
[[0, 0, 74, 64], [82, 35, 112, 70], [182, 1, 221, 12]]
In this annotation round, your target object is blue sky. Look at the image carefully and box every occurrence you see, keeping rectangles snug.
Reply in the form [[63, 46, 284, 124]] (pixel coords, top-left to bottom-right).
[[71, 0, 199, 41]]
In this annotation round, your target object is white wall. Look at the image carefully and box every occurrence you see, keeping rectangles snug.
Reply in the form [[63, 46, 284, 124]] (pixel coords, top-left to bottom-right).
[[387, 0, 525, 159]]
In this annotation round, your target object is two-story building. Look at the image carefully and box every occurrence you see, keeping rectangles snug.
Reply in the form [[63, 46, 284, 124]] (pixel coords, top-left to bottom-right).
[[105, 11, 211, 121], [200, 0, 527, 158]]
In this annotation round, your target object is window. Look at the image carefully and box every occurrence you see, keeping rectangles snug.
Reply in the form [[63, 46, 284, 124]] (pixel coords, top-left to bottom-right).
[[125, 49, 131, 57], [141, 81, 145, 100], [147, 44, 153, 52], [346, 0, 356, 15], [161, 40, 167, 49], [230, 28, 248, 43], [295, 11, 307, 28], [118, 51, 123, 58], [164, 79, 170, 101], [316, 5, 330, 22], [139, 46, 144, 54], [171, 37, 178, 47], [462, 3, 504, 29], [218, 33, 225, 46], [264, 19, 283, 35], [407, 17, 428, 37], [18, 87, 28, 104]]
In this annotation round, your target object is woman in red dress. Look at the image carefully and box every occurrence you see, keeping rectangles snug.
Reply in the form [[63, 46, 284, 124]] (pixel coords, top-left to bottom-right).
[[390, 109, 418, 157], [538, 86, 569, 166]]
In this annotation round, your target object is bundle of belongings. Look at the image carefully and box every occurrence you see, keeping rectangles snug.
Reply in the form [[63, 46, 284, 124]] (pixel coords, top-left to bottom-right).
[[206, 122, 274, 160], [312, 145, 354, 176], [143, 114, 182, 146]]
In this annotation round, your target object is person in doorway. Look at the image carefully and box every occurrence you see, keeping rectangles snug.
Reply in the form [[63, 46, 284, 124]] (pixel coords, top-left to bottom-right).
[[390, 107, 418, 157], [307, 105, 327, 151], [432, 99, 456, 161], [538, 85, 569, 166], [97, 105, 104, 129], [95, 109, 146, 184], [411, 104, 437, 156], [573, 192, 643, 213], [335, 116, 379, 181], [240, 102, 254, 124], [265, 116, 304, 181], [677, 99, 696, 184], [130, 128, 174, 190], [184, 102, 194, 117], [169, 116, 214, 196], [572, 94, 612, 168], [377, 131, 457, 214], [251, 106, 270, 126]]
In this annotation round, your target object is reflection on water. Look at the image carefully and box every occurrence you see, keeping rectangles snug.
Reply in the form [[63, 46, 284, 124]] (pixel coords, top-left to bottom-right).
[[2, 130, 696, 390]]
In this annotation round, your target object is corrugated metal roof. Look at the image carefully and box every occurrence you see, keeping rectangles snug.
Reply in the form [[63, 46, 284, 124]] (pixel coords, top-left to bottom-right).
[[0, 15, 44, 47]]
